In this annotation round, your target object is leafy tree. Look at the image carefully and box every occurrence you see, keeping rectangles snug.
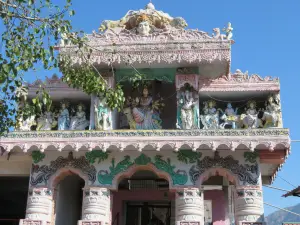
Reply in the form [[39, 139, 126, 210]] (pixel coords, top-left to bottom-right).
[[0, 0, 138, 135]]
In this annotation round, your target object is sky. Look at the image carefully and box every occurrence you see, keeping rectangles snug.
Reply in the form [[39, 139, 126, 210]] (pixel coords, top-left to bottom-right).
[[7, 0, 300, 217]]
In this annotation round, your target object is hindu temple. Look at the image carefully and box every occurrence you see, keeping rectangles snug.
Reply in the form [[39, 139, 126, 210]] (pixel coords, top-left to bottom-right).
[[0, 3, 291, 225]]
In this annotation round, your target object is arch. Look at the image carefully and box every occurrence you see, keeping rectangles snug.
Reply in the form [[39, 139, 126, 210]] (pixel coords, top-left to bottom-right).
[[112, 164, 173, 190], [48, 167, 89, 189], [196, 167, 239, 187]]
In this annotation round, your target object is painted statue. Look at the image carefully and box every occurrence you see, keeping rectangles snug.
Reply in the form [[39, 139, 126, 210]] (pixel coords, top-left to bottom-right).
[[37, 111, 57, 131], [240, 100, 258, 129], [219, 103, 238, 129], [258, 95, 280, 128], [222, 22, 233, 40], [176, 88, 199, 130], [15, 115, 36, 131], [94, 97, 112, 130], [128, 86, 162, 130], [200, 100, 219, 129], [137, 20, 151, 35], [57, 101, 70, 130], [69, 103, 89, 130]]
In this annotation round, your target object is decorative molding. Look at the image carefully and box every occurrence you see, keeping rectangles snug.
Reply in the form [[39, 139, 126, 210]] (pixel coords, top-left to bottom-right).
[[85, 150, 109, 164], [189, 151, 259, 185], [30, 152, 96, 186], [31, 151, 45, 163], [1, 129, 290, 154], [199, 70, 280, 92], [244, 150, 259, 164], [176, 150, 202, 164]]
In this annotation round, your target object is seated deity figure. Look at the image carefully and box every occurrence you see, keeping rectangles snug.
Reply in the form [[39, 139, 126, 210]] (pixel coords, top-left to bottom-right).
[[94, 97, 112, 130], [219, 103, 238, 129], [240, 100, 258, 129], [258, 95, 280, 128], [69, 103, 90, 130], [176, 87, 199, 130], [200, 100, 219, 129], [57, 101, 70, 130], [130, 86, 162, 130], [137, 20, 151, 35], [37, 111, 57, 131]]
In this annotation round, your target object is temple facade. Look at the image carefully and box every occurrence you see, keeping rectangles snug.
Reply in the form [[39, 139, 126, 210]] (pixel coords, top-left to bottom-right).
[[0, 3, 291, 225]]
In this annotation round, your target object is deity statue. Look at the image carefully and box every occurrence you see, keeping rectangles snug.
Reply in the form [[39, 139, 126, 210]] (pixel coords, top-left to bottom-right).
[[176, 88, 199, 130], [219, 103, 238, 129], [94, 97, 112, 130], [137, 20, 151, 35], [258, 95, 281, 128], [222, 22, 233, 40], [240, 100, 258, 129], [36, 111, 57, 131], [69, 103, 90, 130], [200, 100, 219, 129], [57, 101, 70, 130], [15, 115, 36, 131], [126, 86, 162, 130]]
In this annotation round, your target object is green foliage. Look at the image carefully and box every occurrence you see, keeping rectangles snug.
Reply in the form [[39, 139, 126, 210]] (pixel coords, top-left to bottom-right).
[[0, 0, 77, 135]]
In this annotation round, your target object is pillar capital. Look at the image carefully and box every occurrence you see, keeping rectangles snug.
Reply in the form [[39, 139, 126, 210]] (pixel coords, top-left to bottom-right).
[[78, 187, 111, 225]]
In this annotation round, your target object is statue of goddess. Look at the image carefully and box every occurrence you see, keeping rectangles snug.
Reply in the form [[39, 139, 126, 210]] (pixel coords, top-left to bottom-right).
[[94, 97, 112, 130], [219, 103, 238, 129], [200, 100, 219, 129], [69, 103, 90, 130], [240, 100, 258, 129], [131, 86, 162, 130], [58, 101, 70, 130], [176, 88, 199, 129], [222, 22, 233, 40]]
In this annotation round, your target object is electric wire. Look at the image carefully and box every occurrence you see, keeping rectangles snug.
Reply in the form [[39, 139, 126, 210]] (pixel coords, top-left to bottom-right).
[[264, 202, 300, 218]]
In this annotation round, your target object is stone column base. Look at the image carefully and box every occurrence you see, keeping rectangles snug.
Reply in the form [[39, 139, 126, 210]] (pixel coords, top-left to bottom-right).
[[19, 219, 50, 225], [77, 221, 102, 225]]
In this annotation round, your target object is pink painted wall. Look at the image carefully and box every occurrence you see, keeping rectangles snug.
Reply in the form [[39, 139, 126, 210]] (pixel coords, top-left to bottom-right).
[[112, 190, 175, 223], [204, 190, 226, 225], [112, 190, 226, 225]]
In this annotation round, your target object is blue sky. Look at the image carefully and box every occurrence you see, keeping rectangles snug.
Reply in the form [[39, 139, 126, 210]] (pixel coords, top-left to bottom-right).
[[19, 0, 300, 216]]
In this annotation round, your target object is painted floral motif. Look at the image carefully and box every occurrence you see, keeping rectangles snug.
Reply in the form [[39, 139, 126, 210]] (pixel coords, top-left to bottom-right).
[[189, 151, 259, 185], [176, 150, 202, 164], [30, 152, 96, 186], [97, 153, 188, 186], [85, 150, 109, 164], [244, 150, 258, 163], [31, 151, 46, 164]]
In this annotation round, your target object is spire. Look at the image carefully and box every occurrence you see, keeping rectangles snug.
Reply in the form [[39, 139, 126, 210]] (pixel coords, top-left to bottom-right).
[[145, 1, 155, 10]]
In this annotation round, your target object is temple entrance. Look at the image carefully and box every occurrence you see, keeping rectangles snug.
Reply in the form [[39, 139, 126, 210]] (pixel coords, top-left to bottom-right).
[[54, 174, 85, 225], [112, 170, 173, 225]]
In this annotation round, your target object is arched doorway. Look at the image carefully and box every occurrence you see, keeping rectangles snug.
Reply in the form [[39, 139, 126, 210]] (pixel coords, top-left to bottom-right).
[[112, 170, 174, 225], [54, 173, 85, 225], [198, 168, 238, 225]]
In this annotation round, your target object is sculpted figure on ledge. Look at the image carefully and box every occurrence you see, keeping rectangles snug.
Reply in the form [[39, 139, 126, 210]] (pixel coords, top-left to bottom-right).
[[57, 100, 70, 130], [69, 103, 90, 130], [240, 100, 258, 129], [200, 100, 219, 129], [257, 94, 281, 128], [123, 86, 163, 130], [94, 97, 112, 130], [219, 103, 238, 129], [176, 85, 199, 130], [37, 111, 57, 131]]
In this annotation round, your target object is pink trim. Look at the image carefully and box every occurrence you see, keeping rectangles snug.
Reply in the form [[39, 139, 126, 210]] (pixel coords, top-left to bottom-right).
[[48, 167, 88, 189], [112, 164, 173, 190], [196, 168, 238, 186]]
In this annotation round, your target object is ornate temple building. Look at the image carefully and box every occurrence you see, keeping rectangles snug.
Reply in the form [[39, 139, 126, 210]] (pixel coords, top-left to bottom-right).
[[0, 3, 291, 225]]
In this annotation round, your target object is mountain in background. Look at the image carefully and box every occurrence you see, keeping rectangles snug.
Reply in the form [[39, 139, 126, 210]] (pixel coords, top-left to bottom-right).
[[266, 203, 300, 225]]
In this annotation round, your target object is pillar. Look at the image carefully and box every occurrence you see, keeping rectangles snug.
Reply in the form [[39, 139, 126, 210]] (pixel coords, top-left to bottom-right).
[[175, 188, 204, 225], [78, 187, 111, 225], [19, 188, 53, 225], [234, 186, 265, 225]]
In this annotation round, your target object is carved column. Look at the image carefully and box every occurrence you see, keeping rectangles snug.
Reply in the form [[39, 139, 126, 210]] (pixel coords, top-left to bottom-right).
[[234, 186, 265, 225], [78, 187, 111, 225], [175, 188, 204, 225], [19, 188, 53, 225], [175, 74, 200, 130]]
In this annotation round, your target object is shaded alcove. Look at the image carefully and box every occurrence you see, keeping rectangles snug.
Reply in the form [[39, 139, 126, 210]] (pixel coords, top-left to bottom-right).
[[113, 170, 172, 225], [55, 174, 85, 225]]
